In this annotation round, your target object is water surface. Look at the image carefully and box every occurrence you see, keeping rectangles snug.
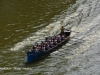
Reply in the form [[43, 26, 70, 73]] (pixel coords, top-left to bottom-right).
[[0, 0, 100, 75]]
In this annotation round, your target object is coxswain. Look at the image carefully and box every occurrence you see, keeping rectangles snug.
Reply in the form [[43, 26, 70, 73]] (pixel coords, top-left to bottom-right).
[[60, 26, 65, 35]]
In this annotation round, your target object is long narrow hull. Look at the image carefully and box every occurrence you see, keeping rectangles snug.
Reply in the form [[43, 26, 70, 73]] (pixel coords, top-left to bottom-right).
[[27, 31, 71, 63]]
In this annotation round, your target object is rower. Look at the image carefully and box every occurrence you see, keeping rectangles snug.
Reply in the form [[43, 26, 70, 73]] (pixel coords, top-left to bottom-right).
[[57, 35, 61, 43], [44, 42, 50, 50], [53, 39, 57, 45], [45, 37, 49, 42], [32, 46, 37, 53], [40, 46, 45, 52], [49, 40, 54, 48], [61, 35, 65, 41], [32, 45, 35, 50]]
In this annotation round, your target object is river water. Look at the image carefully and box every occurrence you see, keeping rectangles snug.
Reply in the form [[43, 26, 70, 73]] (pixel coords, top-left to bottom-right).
[[0, 0, 100, 75]]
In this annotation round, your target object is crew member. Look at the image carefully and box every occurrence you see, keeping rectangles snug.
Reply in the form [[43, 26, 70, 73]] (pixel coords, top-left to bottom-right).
[[60, 26, 65, 35]]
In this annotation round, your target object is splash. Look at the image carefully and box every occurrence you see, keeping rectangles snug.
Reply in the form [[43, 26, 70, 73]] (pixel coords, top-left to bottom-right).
[[10, 21, 62, 51], [10, 12, 82, 51]]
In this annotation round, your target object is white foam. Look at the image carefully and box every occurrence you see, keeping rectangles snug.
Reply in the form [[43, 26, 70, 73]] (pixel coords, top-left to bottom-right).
[[10, 18, 72, 51], [10, 21, 62, 51], [63, 0, 100, 74]]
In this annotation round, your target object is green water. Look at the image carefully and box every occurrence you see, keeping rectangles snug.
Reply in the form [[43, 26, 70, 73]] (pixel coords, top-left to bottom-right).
[[0, 0, 76, 75], [0, 0, 75, 49]]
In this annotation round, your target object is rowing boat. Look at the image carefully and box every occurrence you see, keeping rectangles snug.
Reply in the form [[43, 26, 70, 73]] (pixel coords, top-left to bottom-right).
[[27, 30, 71, 63]]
